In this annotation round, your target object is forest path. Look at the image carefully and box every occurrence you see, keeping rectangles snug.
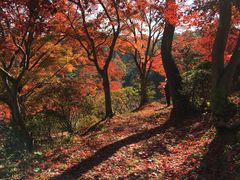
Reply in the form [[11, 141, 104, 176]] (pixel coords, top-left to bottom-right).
[[24, 102, 217, 179]]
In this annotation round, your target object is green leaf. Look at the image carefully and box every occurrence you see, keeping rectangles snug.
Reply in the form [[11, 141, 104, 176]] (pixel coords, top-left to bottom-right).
[[34, 151, 43, 156], [34, 167, 41, 173]]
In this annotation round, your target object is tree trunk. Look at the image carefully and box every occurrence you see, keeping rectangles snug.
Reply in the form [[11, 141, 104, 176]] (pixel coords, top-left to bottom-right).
[[232, 64, 240, 90], [211, 0, 240, 129], [9, 93, 33, 151], [102, 71, 113, 118], [161, 21, 193, 117], [139, 75, 148, 107], [212, 68, 239, 129], [0, 69, 33, 151]]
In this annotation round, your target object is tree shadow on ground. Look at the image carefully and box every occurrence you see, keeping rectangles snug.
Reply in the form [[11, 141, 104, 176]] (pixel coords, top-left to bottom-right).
[[51, 121, 170, 179], [51, 110, 205, 180], [188, 129, 240, 180], [133, 117, 210, 161]]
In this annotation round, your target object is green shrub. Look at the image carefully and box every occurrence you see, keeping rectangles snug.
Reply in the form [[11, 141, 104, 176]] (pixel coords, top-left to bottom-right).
[[25, 78, 99, 139], [112, 87, 139, 113], [26, 95, 97, 140], [182, 61, 212, 112], [26, 113, 58, 141], [95, 87, 139, 115]]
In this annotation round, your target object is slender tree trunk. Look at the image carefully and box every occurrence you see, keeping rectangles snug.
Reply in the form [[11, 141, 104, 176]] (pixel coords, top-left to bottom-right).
[[102, 71, 113, 118], [139, 75, 148, 107], [161, 21, 193, 117]]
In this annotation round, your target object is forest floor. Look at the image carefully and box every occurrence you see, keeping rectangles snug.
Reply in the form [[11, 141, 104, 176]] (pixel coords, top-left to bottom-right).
[[2, 102, 240, 179]]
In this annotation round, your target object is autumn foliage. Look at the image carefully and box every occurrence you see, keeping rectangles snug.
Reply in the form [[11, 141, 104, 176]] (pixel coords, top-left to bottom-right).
[[0, 0, 240, 179]]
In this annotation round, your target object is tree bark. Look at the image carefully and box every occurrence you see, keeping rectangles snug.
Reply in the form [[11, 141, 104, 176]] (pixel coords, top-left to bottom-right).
[[232, 64, 240, 90], [0, 74, 33, 151], [9, 91, 33, 151], [139, 75, 148, 107], [161, 21, 193, 117], [211, 0, 240, 129], [212, 0, 231, 88], [102, 71, 114, 118], [211, 0, 230, 119]]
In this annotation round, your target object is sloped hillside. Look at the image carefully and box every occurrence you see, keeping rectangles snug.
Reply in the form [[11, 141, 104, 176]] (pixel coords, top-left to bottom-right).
[[4, 102, 240, 179]]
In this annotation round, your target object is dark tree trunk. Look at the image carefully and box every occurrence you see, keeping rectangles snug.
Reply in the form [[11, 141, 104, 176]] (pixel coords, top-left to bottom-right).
[[0, 75, 33, 151], [211, 0, 240, 129], [161, 21, 193, 117], [102, 71, 113, 118], [139, 75, 148, 107], [232, 64, 240, 90], [9, 92, 33, 151]]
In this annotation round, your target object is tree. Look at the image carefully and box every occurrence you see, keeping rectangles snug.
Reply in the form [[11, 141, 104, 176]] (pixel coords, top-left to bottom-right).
[[160, 0, 193, 117], [64, 0, 122, 118], [120, 0, 163, 107], [211, 0, 240, 129], [0, 0, 67, 150]]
